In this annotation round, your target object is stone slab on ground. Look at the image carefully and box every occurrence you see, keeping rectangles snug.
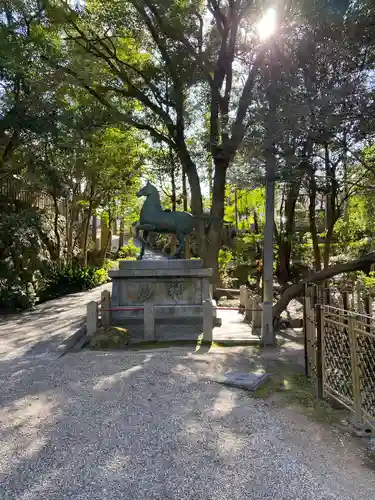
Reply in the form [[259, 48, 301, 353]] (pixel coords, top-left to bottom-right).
[[217, 370, 272, 391], [213, 308, 259, 343]]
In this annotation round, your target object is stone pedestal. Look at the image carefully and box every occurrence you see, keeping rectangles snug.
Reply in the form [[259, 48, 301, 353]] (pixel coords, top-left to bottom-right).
[[108, 260, 215, 341]]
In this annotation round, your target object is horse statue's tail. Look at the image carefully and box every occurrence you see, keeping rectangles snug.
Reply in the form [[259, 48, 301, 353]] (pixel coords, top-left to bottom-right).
[[193, 214, 221, 221]]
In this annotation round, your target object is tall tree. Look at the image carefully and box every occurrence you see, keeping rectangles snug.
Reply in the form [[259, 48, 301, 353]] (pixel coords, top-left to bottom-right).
[[44, 0, 276, 284]]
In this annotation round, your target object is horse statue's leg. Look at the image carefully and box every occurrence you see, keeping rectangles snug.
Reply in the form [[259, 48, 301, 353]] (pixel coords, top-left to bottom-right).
[[170, 232, 185, 259], [137, 230, 149, 260]]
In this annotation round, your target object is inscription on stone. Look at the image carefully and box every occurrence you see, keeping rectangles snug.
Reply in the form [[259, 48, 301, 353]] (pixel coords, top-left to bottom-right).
[[167, 282, 184, 301], [137, 283, 154, 302]]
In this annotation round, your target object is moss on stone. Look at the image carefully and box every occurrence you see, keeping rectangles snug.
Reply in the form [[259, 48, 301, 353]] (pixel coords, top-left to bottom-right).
[[88, 326, 131, 349]]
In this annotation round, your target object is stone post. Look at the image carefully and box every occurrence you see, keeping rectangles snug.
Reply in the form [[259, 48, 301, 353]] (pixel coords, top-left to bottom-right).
[[252, 297, 262, 329], [144, 302, 155, 341], [101, 290, 111, 326], [203, 299, 213, 342], [239, 285, 247, 309], [202, 278, 210, 300], [87, 301, 98, 338], [244, 290, 253, 322]]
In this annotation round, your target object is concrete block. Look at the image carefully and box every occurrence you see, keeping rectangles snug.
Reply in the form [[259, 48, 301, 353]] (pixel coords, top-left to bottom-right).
[[109, 259, 216, 342], [252, 298, 262, 328], [119, 259, 203, 270], [244, 290, 253, 322], [109, 268, 212, 278], [87, 301, 98, 338], [218, 371, 272, 391], [202, 278, 210, 300], [144, 302, 155, 341], [239, 285, 247, 308]]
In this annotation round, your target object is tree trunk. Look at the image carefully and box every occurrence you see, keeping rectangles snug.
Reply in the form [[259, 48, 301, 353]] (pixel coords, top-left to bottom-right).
[[82, 203, 93, 267], [207, 159, 228, 289], [308, 167, 322, 271], [52, 193, 61, 265], [170, 156, 177, 255], [323, 223, 334, 269], [182, 165, 188, 212], [323, 142, 338, 269], [101, 229, 112, 265], [176, 140, 206, 259], [272, 252, 375, 320], [92, 215, 97, 243], [277, 180, 299, 283], [66, 197, 77, 265], [234, 188, 238, 230], [100, 217, 109, 255], [262, 147, 277, 344], [119, 219, 125, 249]]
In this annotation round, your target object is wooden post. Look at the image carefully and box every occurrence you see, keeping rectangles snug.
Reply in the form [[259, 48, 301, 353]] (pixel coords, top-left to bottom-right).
[[348, 314, 363, 426], [303, 283, 309, 377], [87, 301, 98, 338], [101, 290, 111, 326], [315, 303, 324, 399], [203, 299, 213, 342]]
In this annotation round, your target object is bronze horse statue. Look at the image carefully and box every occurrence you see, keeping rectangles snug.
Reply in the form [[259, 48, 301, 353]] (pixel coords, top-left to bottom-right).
[[134, 181, 216, 260]]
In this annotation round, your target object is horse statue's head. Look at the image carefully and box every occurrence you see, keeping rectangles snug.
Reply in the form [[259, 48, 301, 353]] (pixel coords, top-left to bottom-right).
[[136, 181, 157, 198]]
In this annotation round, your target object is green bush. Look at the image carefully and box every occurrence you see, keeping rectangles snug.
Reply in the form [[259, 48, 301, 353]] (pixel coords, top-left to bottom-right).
[[0, 210, 50, 311], [39, 264, 109, 302], [118, 238, 138, 258], [0, 281, 37, 311], [218, 248, 234, 287]]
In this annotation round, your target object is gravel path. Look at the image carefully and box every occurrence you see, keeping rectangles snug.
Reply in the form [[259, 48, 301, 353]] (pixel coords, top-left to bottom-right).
[[0, 346, 373, 500]]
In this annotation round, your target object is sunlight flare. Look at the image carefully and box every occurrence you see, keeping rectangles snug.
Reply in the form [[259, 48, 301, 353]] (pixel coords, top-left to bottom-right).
[[257, 7, 277, 40]]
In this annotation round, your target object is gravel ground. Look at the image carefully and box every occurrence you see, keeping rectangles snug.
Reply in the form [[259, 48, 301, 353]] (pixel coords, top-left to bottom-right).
[[0, 346, 374, 500]]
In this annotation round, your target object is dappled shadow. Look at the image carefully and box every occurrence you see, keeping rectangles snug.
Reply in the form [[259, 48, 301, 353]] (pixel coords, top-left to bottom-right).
[[1, 346, 374, 500], [0, 284, 110, 360]]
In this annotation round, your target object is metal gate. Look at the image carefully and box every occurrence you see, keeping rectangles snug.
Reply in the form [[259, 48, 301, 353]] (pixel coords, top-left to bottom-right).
[[321, 305, 375, 430], [304, 282, 375, 431]]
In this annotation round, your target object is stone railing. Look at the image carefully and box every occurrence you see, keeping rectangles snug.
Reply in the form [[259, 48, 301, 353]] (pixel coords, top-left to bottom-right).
[[86, 289, 214, 343]]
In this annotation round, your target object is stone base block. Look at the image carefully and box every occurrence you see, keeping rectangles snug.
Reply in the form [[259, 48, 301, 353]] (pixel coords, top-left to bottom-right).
[[108, 259, 215, 341]]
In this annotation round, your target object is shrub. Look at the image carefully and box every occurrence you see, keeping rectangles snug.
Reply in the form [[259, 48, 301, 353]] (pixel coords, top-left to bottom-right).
[[0, 281, 37, 311], [118, 238, 138, 258], [218, 248, 235, 287], [0, 210, 49, 311], [39, 264, 109, 302]]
